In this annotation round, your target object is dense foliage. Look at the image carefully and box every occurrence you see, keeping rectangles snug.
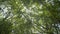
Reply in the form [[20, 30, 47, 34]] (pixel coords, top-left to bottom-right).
[[0, 0, 60, 34]]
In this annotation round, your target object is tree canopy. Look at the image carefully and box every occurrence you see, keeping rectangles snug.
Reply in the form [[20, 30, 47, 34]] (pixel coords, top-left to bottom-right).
[[0, 0, 60, 34]]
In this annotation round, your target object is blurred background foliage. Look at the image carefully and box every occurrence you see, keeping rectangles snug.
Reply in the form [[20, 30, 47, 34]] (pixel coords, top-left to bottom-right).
[[0, 0, 60, 34]]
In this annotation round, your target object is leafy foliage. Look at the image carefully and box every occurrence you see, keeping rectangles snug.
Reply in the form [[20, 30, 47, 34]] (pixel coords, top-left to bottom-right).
[[0, 0, 60, 34]]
